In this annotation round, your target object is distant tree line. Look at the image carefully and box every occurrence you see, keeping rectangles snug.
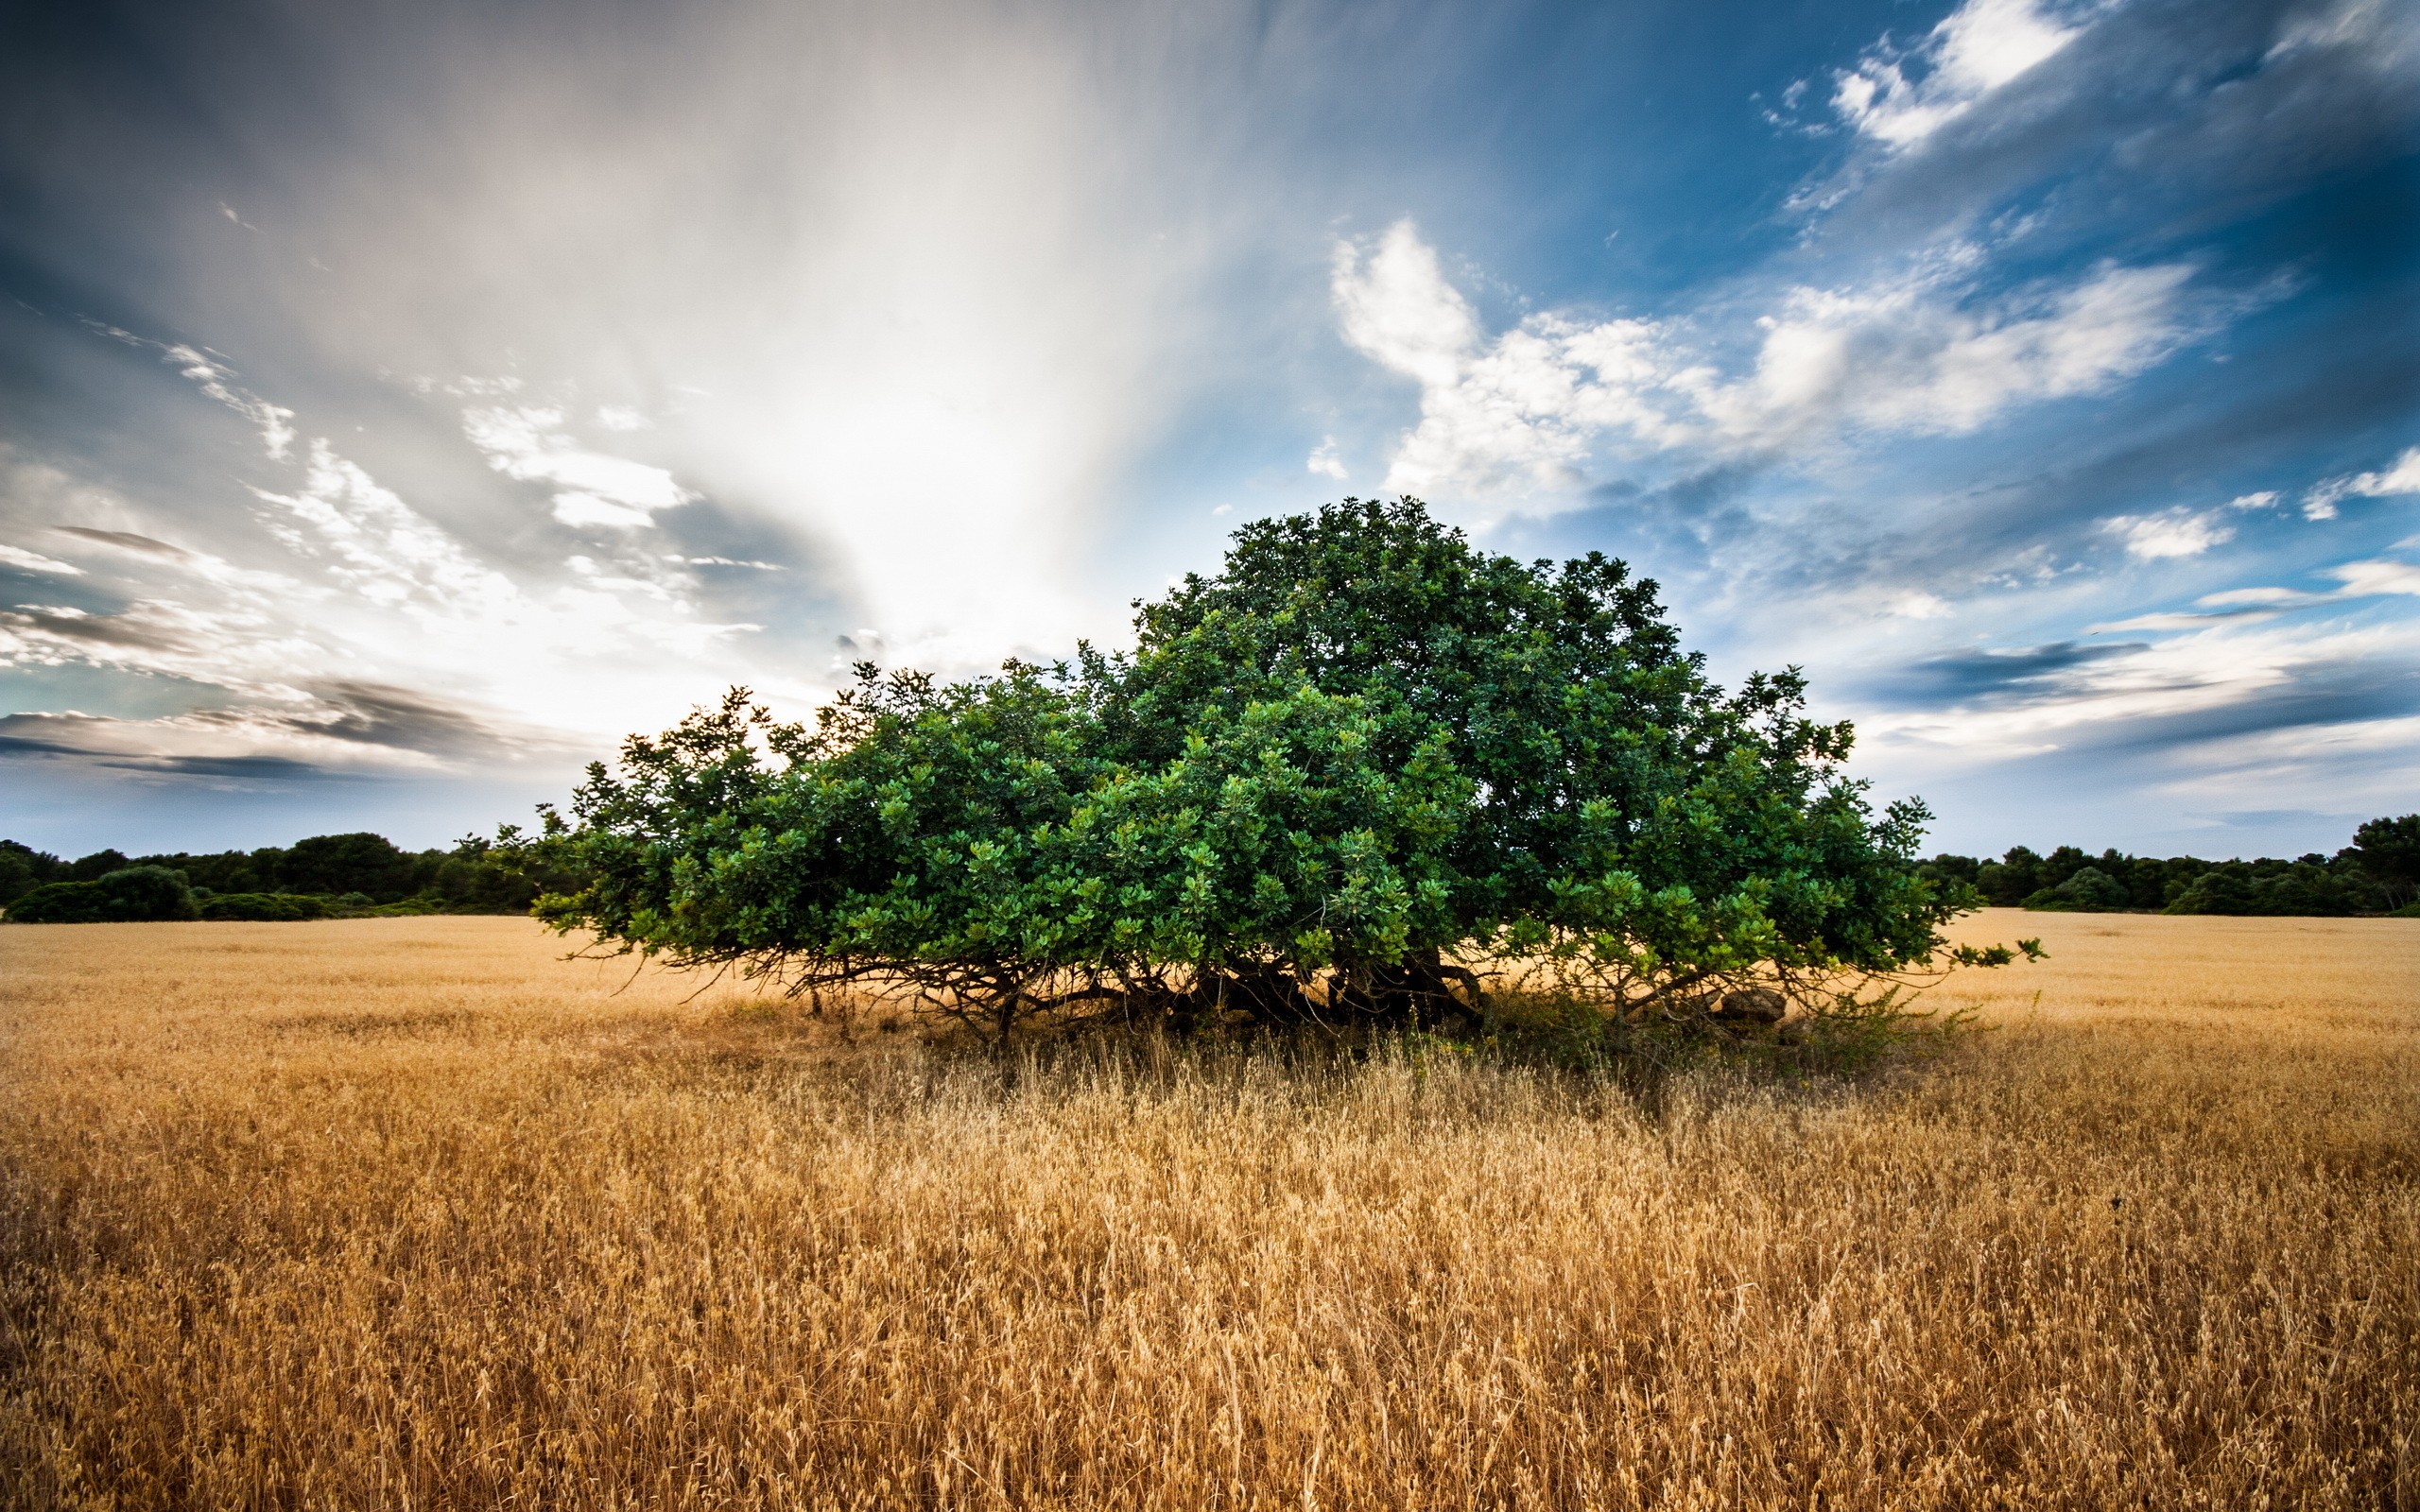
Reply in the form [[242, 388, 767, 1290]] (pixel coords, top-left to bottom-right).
[[0, 832, 581, 923], [1916, 815, 2420, 917]]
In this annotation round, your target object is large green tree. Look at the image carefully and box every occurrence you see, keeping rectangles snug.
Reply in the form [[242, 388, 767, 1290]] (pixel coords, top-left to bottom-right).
[[530, 499, 1990, 1036]]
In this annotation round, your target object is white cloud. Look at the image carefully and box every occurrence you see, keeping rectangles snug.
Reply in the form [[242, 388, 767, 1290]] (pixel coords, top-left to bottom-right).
[[461, 405, 695, 531], [2325, 558, 2420, 597], [1714, 258, 2192, 438], [1331, 222, 1480, 390], [2102, 507, 2235, 560], [2303, 445, 2420, 519], [595, 404, 652, 432], [2190, 557, 2420, 610], [93, 327, 298, 460], [2196, 585, 2310, 609], [669, 554, 783, 570], [2226, 490, 2281, 511], [1334, 221, 2193, 507], [165, 343, 297, 460], [0, 543, 83, 576], [1305, 437, 1347, 480], [1332, 223, 1699, 501], [1886, 591, 1954, 620], [253, 440, 521, 614], [1831, 0, 2085, 148]]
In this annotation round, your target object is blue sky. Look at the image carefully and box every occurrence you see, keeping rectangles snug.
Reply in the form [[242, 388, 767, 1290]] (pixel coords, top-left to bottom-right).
[[1, 0, 2413, 859]]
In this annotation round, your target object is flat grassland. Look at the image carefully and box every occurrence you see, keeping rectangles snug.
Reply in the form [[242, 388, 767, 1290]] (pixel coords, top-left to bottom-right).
[[1, 912, 2413, 1509]]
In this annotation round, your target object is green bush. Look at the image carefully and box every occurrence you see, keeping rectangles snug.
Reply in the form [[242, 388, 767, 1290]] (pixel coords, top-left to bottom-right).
[[7, 867, 199, 923], [2163, 864, 2360, 917], [197, 892, 329, 921], [2023, 866, 2131, 912], [527, 499, 2024, 1043]]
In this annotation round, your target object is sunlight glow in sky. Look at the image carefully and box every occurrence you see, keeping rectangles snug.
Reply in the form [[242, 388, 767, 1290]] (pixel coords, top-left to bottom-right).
[[2, 0, 2414, 856]]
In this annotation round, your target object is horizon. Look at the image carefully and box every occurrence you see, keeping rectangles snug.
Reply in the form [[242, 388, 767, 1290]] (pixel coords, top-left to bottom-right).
[[3, 0, 2414, 860]]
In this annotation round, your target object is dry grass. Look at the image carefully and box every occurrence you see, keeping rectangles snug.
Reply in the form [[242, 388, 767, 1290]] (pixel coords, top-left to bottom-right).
[[1, 911, 2413, 1508]]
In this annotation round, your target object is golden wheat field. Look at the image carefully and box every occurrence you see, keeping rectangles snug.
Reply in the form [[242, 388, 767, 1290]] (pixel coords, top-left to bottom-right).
[[1, 911, 2414, 1509]]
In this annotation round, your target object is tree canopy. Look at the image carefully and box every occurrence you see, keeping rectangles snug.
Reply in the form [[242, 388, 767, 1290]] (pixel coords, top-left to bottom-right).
[[530, 498, 2006, 1037]]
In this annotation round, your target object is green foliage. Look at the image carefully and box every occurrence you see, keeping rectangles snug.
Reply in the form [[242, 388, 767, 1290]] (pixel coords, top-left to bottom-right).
[[198, 892, 330, 921], [274, 833, 419, 900], [0, 840, 61, 907], [7, 867, 199, 923], [529, 498, 2008, 1044], [2022, 866, 2131, 912], [2352, 814, 2420, 910], [2160, 863, 2361, 918], [65, 849, 130, 883]]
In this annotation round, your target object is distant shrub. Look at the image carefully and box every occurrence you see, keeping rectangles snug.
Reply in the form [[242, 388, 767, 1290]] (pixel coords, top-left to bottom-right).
[[275, 833, 419, 902], [2023, 867, 2131, 912], [7, 867, 199, 923], [2164, 865, 2359, 918], [198, 892, 329, 921]]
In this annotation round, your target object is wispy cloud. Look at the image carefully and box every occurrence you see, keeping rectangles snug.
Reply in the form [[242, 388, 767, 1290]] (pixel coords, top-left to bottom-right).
[[252, 440, 520, 615], [461, 404, 696, 531], [0, 543, 83, 576], [1828, 0, 2085, 149], [2101, 507, 2235, 560], [86, 324, 298, 461], [2302, 445, 2420, 520]]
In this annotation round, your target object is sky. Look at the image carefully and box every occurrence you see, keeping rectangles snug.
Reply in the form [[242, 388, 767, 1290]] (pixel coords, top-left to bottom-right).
[[1, 0, 2414, 862]]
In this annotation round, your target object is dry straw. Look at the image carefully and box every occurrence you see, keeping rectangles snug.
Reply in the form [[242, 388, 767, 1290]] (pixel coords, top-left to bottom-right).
[[2, 912, 2414, 1508]]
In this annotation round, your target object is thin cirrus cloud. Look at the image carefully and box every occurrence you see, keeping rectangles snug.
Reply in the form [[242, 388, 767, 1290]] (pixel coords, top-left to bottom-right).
[[2303, 446, 2420, 521]]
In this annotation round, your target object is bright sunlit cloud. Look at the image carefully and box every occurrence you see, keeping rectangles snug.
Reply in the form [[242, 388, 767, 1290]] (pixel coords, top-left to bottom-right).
[[1830, 0, 2084, 147], [1335, 220, 2195, 510]]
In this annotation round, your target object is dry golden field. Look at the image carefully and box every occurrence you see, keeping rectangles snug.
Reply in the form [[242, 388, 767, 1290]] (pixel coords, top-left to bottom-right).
[[1, 911, 2414, 1509]]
